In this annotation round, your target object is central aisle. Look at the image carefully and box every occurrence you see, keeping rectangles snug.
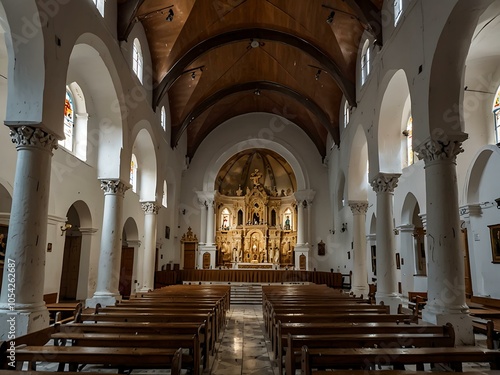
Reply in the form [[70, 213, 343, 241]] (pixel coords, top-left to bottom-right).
[[209, 304, 277, 375]]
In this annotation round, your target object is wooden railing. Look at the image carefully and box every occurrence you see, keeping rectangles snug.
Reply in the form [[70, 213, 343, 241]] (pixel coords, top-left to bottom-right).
[[155, 269, 343, 288]]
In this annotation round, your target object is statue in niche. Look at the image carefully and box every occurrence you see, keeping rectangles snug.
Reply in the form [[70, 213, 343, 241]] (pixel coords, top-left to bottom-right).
[[284, 215, 291, 230], [268, 246, 274, 263], [259, 246, 267, 263], [221, 241, 231, 262], [280, 189, 285, 197], [274, 247, 280, 263], [250, 168, 262, 186], [253, 212, 260, 225]]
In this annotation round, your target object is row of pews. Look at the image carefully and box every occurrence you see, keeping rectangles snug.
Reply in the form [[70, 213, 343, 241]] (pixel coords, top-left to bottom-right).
[[1, 285, 230, 375], [262, 284, 500, 375]]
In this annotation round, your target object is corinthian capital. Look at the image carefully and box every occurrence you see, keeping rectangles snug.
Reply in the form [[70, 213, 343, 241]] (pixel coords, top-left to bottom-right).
[[100, 179, 129, 196], [415, 135, 466, 164], [370, 173, 400, 194], [141, 202, 160, 215], [348, 201, 368, 215], [10, 126, 58, 152]]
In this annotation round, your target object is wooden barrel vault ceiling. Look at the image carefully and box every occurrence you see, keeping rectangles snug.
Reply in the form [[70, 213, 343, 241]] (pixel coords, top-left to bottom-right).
[[117, 0, 383, 159]]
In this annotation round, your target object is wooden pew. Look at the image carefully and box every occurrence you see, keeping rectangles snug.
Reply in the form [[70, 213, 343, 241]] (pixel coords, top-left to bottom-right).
[[51, 332, 201, 375], [5, 345, 183, 375], [285, 323, 455, 375], [300, 346, 500, 375], [274, 321, 441, 374]]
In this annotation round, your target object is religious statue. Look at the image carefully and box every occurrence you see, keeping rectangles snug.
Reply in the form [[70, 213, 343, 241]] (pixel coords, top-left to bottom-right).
[[221, 241, 231, 262], [268, 246, 274, 264], [250, 168, 262, 186], [236, 184, 243, 196], [284, 215, 291, 230], [273, 246, 280, 263], [259, 247, 267, 263]]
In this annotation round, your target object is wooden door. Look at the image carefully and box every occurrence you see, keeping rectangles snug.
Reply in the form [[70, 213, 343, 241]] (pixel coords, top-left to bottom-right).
[[184, 242, 196, 269], [59, 235, 82, 301], [119, 247, 134, 298], [461, 228, 473, 298]]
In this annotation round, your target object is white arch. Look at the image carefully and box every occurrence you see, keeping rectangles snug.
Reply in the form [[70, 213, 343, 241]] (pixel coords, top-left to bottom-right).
[[464, 145, 500, 204], [131, 127, 158, 202], [346, 124, 369, 201], [0, 182, 12, 214], [202, 139, 308, 191], [401, 192, 419, 225], [377, 69, 411, 173]]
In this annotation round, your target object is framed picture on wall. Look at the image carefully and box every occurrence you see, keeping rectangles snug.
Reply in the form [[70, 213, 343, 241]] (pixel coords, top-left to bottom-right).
[[489, 224, 500, 263]]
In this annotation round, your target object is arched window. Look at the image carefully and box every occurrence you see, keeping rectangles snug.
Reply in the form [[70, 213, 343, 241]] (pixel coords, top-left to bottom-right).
[[60, 89, 74, 152], [132, 39, 143, 84], [404, 115, 414, 166], [130, 154, 138, 193], [343, 100, 350, 127], [92, 0, 105, 16], [394, 0, 403, 26], [162, 181, 168, 207], [493, 86, 500, 144], [160, 106, 167, 131], [221, 208, 230, 230], [361, 40, 370, 85]]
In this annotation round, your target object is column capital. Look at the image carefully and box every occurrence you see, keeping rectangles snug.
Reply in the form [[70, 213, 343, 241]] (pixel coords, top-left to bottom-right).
[[370, 173, 401, 194], [459, 204, 482, 219], [100, 179, 130, 196], [399, 224, 415, 233], [348, 201, 368, 215], [294, 189, 315, 203], [9, 126, 58, 153], [415, 134, 467, 164], [141, 201, 161, 215]]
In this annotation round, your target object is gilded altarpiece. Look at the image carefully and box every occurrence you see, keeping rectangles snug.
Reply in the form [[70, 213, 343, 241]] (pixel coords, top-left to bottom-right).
[[215, 182, 297, 268]]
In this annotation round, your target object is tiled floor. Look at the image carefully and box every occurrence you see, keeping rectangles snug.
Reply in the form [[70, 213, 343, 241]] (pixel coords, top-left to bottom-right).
[[208, 304, 277, 375]]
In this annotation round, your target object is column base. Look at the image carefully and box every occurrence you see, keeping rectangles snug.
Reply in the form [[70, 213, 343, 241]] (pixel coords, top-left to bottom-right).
[[375, 292, 402, 314], [0, 304, 49, 340], [350, 284, 369, 298], [86, 292, 121, 308], [422, 303, 474, 345], [138, 287, 153, 293], [198, 245, 217, 269], [294, 244, 310, 271]]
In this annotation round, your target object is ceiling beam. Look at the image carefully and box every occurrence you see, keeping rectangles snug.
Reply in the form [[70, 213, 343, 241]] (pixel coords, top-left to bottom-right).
[[343, 0, 383, 45], [117, 0, 146, 42], [173, 80, 337, 152], [153, 28, 356, 108]]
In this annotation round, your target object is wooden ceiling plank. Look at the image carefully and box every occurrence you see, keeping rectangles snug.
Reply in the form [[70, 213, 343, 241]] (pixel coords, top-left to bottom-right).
[[117, 0, 147, 42], [343, 0, 383, 45], [172, 80, 339, 149], [154, 28, 356, 108]]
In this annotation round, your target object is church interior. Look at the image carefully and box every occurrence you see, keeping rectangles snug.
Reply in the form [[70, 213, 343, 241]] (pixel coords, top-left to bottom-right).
[[2, 0, 500, 372]]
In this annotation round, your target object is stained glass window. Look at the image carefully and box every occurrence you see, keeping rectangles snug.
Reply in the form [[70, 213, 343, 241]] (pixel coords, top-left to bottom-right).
[[343, 101, 350, 127], [406, 115, 414, 166], [394, 0, 403, 26], [59, 90, 74, 151], [361, 41, 370, 85], [130, 154, 138, 193], [493, 86, 500, 144], [162, 181, 168, 207], [132, 39, 143, 84], [161, 106, 166, 131]]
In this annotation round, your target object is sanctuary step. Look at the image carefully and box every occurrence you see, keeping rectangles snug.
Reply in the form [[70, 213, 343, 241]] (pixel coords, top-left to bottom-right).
[[230, 284, 263, 305]]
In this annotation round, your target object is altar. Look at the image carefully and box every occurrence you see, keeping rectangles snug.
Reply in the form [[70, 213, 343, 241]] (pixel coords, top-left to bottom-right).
[[232, 262, 275, 269]]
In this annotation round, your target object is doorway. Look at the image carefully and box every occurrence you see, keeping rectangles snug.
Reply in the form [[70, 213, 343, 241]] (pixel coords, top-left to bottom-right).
[[59, 235, 82, 300], [119, 247, 134, 298]]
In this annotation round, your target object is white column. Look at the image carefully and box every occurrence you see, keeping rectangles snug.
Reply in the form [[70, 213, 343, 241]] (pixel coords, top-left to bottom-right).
[[205, 194, 215, 246], [371, 173, 401, 313], [195, 191, 207, 245], [0, 126, 57, 339], [198, 191, 217, 269], [349, 201, 369, 297], [78, 227, 99, 300], [416, 136, 473, 345], [399, 224, 415, 298], [140, 202, 160, 292], [87, 180, 129, 308], [297, 200, 305, 245]]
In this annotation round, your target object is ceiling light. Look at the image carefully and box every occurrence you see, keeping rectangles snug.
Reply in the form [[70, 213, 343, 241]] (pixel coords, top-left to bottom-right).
[[315, 70, 321, 80], [254, 89, 261, 96], [165, 8, 174, 22], [326, 11, 335, 24], [191, 72, 196, 80]]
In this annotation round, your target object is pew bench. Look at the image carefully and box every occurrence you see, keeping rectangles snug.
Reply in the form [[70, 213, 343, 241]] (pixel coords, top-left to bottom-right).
[[51, 332, 201, 375], [285, 325, 455, 375], [3, 345, 183, 375], [300, 346, 500, 375]]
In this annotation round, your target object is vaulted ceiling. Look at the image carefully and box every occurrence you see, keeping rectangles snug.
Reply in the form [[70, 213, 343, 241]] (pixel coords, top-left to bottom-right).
[[117, 0, 383, 159]]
